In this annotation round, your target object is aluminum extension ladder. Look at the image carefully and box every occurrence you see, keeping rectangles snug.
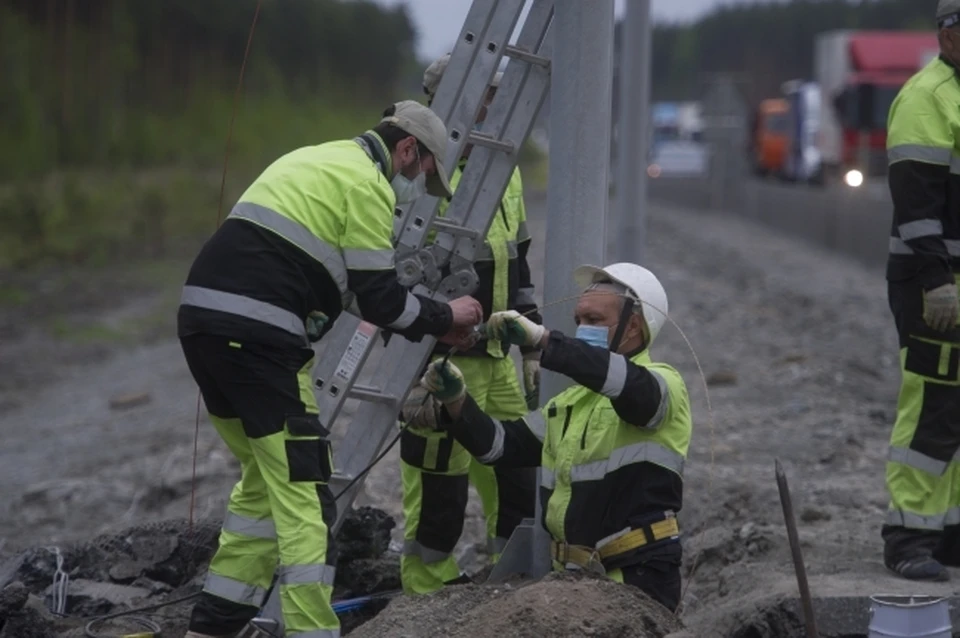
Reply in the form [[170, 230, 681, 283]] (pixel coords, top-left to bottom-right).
[[254, 0, 554, 633]]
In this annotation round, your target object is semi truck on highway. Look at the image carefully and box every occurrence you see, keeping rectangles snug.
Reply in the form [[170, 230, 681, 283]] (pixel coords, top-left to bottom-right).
[[814, 30, 938, 188]]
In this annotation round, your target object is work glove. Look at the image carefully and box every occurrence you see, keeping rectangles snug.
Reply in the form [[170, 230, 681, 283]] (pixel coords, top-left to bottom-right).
[[305, 311, 330, 342], [420, 360, 466, 404], [400, 385, 446, 431], [485, 310, 545, 348], [522, 352, 541, 411], [923, 283, 959, 333]]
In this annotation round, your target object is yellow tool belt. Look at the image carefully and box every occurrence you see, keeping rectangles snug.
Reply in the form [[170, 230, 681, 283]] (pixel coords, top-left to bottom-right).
[[550, 512, 680, 574]]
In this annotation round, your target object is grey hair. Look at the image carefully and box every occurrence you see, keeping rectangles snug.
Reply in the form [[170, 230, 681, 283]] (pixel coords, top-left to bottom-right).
[[584, 282, 643, 316]]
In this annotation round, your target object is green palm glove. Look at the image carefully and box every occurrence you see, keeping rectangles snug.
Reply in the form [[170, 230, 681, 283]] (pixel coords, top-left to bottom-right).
[[306, 311, 330, 342], [420, 360, 466, 404], [485, 310, 545, 348]]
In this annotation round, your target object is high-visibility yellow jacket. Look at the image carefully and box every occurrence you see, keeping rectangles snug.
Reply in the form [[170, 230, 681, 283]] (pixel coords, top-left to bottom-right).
[[178, 131, 452, 348], [447, 330, 692, 568], [887, 56, 960, 289]]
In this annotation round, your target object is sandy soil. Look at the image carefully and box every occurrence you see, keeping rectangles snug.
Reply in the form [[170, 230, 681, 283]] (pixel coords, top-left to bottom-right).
[[3, 191, 958, 636]]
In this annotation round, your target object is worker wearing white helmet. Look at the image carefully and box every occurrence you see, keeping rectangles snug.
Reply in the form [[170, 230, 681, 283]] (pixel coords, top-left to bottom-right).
[[405, 263, 693, 612], [398, 53, 543, 595], [881, 0, 960, 582]]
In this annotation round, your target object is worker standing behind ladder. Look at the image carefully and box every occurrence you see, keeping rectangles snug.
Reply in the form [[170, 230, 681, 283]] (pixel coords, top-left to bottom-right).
[[398, 54, 542, 595], [178, 101, 483, 638], [405, 263, 692, 612], [882, 0, 960, 582]]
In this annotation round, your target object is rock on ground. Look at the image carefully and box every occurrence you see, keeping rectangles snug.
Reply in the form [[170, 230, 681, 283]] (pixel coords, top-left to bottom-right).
[[7, 191, 960, 635], [349, 571, 683, 638], [0, 508, 398, 637]]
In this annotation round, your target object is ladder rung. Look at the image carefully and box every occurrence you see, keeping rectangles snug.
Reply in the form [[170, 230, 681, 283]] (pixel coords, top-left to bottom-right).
[[467, 131, 516, 154], [504, 44, 551, 68], [348, 384, 399, 405], [431, 218, 483, 239]]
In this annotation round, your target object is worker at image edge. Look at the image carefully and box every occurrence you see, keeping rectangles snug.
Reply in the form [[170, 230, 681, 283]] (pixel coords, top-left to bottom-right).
[[178, 101, 483, 638], [881, 0, 960, 582], [398, 53, 543, 596], [403, 263, 692, 612]]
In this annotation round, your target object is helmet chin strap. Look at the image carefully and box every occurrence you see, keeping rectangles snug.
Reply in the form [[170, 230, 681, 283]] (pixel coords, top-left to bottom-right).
[[608, 297, 635, 353]]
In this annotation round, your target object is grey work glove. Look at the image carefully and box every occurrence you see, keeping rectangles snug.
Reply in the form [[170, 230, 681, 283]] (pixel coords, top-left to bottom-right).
[[923, 282, 959, 333], [400, 386, 446, 432]]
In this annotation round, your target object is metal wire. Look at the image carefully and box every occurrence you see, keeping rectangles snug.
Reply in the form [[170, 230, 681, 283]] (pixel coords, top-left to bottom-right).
[[46, 546, 69, 617]]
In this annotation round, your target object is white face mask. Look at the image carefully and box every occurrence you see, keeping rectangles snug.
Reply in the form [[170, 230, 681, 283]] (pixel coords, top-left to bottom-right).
[[391, 144, 427, 204]]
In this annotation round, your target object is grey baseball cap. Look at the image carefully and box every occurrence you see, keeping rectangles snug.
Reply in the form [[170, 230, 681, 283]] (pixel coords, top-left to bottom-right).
[[423, 53, 503, 99], [380, 100, 453, 198], [938, 0, 960, 25]]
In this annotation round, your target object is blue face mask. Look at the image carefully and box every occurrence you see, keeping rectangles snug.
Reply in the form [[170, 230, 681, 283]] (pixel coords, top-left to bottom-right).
[[575, 324, 610, 349]]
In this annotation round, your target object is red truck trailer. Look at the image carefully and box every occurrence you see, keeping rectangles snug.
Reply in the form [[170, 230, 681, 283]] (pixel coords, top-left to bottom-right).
[[814, 30, 938, 188]]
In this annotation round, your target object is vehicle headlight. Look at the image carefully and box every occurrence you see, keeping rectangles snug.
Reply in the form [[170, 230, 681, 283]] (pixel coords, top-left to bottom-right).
[[844, 169, 864, 188]]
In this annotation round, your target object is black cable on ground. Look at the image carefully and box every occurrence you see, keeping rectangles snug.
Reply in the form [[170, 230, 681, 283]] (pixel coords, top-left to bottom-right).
[[332, 346, 460, 501], [82, 592, 200, 638]]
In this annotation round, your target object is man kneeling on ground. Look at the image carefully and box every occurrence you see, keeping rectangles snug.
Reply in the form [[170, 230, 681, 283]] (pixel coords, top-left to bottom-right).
[[402, 262, 693, 611]]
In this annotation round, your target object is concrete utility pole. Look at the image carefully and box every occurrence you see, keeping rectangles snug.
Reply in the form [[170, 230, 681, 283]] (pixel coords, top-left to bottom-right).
[[541, 0, 615, 401], [614, 0, 652, 264], [533, 0, 616, 578]]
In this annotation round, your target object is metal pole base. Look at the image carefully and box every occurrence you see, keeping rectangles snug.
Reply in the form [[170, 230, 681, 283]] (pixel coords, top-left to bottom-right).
[[485, 517, 551, 584]]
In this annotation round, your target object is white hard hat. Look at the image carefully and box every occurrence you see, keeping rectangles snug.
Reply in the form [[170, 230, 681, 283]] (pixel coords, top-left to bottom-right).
[[940, 0, 960, 26], [573, 263, 669, 344]]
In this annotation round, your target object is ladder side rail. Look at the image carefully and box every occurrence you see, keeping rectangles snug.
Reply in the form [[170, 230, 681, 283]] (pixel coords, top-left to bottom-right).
[[309, 4, 523, 429], [394, 0, 526, 255], [331, 12, 556, 519], [434, 4, 555, 273]]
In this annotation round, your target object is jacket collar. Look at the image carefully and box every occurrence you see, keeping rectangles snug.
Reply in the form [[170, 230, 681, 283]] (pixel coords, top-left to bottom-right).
[[355, 130, 392, 179]]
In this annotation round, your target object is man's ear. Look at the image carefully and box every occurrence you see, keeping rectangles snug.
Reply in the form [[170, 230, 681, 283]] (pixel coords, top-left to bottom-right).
[[630, 314, 649, 346]]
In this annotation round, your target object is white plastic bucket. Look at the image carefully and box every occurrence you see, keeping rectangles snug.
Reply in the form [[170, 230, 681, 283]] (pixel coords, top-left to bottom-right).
[[868, 594, 952, 638]]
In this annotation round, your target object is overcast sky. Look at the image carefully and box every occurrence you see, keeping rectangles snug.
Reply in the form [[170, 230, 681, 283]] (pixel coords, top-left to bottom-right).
[[374, 0, 728, 61]]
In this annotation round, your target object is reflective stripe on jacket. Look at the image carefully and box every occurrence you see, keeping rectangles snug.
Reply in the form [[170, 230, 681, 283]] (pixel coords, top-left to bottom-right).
[[178, 131, 452, 347], [887, 56, 960, 289], [447, 330, 692, 555]]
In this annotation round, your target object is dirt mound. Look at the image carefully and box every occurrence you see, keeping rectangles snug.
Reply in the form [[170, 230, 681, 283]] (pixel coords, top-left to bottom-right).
[[349, 570, 684, 638]]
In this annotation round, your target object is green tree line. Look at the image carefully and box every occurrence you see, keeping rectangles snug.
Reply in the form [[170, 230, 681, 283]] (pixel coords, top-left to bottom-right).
[[0, 0, 417, 179], [0, 0, 420, 269], [649, 0, 938, 105]]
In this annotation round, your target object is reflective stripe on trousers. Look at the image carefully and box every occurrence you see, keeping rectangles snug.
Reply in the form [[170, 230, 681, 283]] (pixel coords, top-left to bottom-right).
[[402, 539, 452, 564], [203, 572, 268, 608]]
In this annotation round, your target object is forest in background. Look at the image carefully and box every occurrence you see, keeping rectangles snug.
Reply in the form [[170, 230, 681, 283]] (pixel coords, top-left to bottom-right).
[[0, 0, 420, 268], [0, 0, 941, 271]]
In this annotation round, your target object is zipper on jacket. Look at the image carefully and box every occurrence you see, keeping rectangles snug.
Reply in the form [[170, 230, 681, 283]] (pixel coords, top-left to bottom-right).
[[580, 420, 588, 449], [499, 203, 510, 231], [561, 405, 573, 440]]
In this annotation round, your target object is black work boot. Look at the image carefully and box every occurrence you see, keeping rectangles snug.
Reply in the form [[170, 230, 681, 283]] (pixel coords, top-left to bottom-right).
[[883, 525, 950, 581], [934, 524, 960, 568]]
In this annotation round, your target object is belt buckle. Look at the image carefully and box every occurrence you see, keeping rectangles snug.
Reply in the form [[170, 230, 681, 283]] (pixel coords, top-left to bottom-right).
[[584, 549, 606, 576]]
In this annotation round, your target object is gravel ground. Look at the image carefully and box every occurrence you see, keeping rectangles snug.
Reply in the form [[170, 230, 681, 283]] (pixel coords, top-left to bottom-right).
[[2, 189, 958, 636]]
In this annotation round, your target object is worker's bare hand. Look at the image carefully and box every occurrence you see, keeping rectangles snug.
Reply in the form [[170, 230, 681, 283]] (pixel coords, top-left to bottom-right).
[[437, 326, 475, 347], [448, 296, 483, 328]]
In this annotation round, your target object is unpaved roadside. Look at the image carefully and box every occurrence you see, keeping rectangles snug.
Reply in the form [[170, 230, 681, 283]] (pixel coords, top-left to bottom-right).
[[2, 192, 957, 636]]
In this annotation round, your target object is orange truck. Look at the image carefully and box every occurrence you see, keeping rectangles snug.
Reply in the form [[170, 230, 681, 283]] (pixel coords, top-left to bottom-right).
[[750, 98, 790, 177]]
